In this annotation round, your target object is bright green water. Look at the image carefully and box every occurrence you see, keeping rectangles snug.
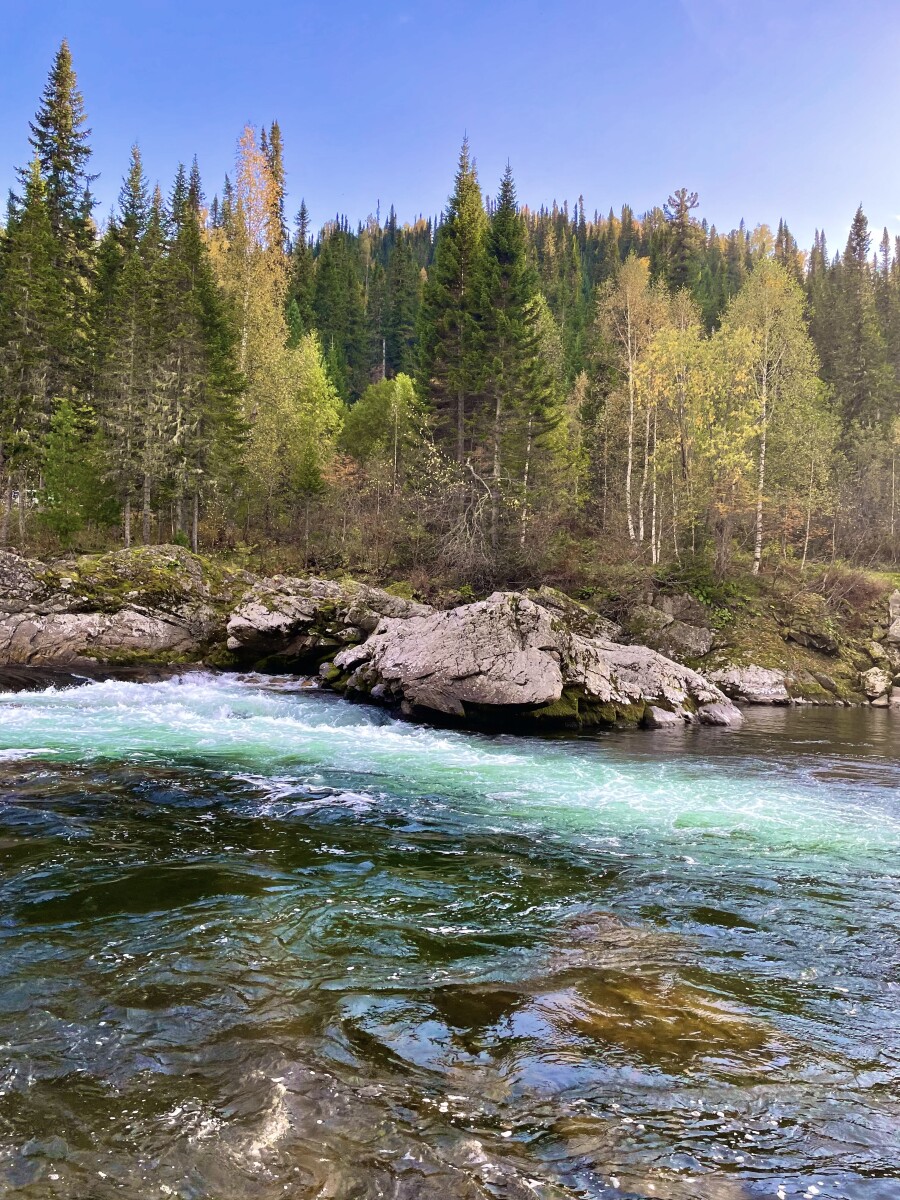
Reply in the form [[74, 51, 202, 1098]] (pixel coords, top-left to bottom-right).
[[0, 672, 897, 1198]]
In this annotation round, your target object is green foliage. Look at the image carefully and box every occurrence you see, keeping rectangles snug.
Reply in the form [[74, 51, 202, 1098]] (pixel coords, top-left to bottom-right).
[[39, 397, 112, 541], [4, 43, 900, 590], [416, 138, 487, 462]]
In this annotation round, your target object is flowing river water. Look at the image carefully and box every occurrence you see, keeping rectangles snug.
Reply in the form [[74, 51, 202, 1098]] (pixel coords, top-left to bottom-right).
[[0, 672, 897, 1199]]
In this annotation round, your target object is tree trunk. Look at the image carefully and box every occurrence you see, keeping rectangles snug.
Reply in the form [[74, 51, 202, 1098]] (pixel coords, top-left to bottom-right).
[[142, 474, 151, 544], [192, 490, 200, 554], [0, 477, 11, 548], [638, 404, 651, 545], [752, 384, 768, 576], [489, 388, 504, 561], [650, 407, 658, 564], [124, 496, 132, 549], [520, 414, 533, 550], [624, 317, 636, 542], [17, 473, 26, 544]]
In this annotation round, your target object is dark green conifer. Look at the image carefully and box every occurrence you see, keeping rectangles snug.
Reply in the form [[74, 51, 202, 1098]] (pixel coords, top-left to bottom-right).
[[417, 138, 487, 462]]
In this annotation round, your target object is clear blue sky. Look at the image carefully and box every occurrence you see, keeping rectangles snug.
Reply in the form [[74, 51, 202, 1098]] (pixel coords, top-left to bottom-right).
[[2, 0, 900, 251]]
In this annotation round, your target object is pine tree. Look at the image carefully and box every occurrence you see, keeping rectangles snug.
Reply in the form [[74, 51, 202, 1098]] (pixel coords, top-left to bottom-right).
[[417, 138, 487, 463]]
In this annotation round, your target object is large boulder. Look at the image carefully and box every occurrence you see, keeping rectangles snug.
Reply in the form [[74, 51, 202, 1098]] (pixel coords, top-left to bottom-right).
[[860, 666, 893, 701], [328, 592, 742, 730], [708, 665, 792, 705], [626, 594, 714, 662], [226, 576, 431, 668], [0, 546, 222, 665]]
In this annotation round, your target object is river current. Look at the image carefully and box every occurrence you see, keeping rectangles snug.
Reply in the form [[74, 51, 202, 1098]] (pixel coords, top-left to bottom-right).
[[0, 672, 897, 1199]]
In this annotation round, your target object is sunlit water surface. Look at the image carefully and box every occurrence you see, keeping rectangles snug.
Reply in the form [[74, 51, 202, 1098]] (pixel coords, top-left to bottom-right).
[[0, 672, 897, 1199]]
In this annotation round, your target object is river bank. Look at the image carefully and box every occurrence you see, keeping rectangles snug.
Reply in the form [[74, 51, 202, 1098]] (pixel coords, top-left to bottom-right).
[[0, 545, 898, 726]]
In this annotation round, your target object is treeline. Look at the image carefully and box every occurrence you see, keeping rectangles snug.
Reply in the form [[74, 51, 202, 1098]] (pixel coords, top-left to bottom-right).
[[1, 42, 898, 586]]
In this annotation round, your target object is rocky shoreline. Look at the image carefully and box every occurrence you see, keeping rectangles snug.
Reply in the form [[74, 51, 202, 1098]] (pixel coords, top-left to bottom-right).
[[1, 545, 898, 729]]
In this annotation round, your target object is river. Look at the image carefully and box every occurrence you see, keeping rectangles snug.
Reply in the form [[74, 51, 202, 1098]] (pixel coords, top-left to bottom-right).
[[0, 673, 897, 1198]]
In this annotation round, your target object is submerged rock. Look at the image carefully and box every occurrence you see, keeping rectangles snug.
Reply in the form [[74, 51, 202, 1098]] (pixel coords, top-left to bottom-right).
[[328, 591, 741, 730]]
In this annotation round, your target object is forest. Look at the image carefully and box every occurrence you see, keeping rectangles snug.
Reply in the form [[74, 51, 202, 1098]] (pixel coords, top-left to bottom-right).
[[1, 40, 898, 591]]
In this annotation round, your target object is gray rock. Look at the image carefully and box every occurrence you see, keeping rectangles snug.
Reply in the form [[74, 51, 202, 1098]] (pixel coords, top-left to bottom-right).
[[697, 702, 742, 726], [0, 551, 47, 612], [861, 666, 893, 700], [227, 577, 431, 665], [627, 603, 672, 635], [656, 592, 711, 626], [331, 592, 741, 729], [868, 639, 890, 664], [644, 705, 684, 729], [523, 585, 624, 642], [0, 609, 202, 664], [626, 597, 714, 662], [886, 590, 900, 645], [0, 546, 220, 664], [708, 665, 791, 705], [654, 619, 715, 660]]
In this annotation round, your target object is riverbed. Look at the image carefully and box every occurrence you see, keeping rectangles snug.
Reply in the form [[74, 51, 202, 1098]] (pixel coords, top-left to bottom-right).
[[0, 673, 897, 1198]]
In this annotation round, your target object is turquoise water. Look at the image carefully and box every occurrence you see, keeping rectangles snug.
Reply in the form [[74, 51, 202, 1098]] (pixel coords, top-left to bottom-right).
[[0, 672, 897, 1198]]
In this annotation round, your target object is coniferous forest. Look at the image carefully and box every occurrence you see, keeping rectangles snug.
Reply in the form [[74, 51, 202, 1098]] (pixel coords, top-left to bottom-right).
[[3, 41, 899, 589]]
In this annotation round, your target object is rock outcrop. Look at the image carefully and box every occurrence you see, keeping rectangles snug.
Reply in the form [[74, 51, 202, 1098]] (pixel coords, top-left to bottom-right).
[[225, 576, 430, 668], [708, 665, 792, 706], [626, 593, 715, 661], [0, 547, 221, 664], [327, 592, 742, 730], [860, 665, 893, 701]]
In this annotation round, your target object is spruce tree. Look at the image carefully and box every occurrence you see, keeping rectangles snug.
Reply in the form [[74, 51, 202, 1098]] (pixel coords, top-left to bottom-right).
[[383, 234, 421, 377], [288, 200, 316, 338], [477, 165, 558, 558], [26, 39, 95, 397], [0, 158, 62, 542], [96, 148, 156, 545], [312, 226, 367, 398], [417, 138, 487, 462], [834, 206, 891, 429], [157, 167, 243, 548]]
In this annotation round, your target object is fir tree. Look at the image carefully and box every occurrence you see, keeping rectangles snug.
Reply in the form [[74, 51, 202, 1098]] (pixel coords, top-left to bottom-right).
[[834, 206, 891, 429], [288, 200, 315, 338]]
